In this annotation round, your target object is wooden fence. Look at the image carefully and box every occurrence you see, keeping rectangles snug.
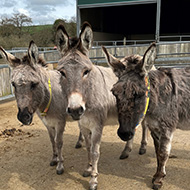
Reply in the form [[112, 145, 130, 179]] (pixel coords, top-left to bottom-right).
[[0, 64, 14, 101]]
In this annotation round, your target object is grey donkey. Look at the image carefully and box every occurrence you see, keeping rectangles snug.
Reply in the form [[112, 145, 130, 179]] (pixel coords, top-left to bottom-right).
[[55, 22, 148, 190], [0, 41, 84, 175], [103, 43, 190, 189]]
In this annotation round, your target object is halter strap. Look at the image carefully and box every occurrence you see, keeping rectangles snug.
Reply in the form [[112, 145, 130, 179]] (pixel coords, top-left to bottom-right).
[[40, 77, 52, 116], [135, 75, 150, 129]]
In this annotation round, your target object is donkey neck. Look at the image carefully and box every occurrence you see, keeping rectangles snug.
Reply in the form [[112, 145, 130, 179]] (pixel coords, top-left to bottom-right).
[[38, 68, 52, 115]]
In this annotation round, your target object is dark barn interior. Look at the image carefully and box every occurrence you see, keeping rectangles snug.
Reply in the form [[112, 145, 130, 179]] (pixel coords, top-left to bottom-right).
[[78, 0, 190, 41]]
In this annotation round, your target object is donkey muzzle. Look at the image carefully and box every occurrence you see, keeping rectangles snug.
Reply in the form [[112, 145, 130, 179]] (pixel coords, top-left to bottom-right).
[[117, 127, 135, 141], [17, 107, 33, 125], [67, 106, 85, 120], [67, 92, 86, 120]]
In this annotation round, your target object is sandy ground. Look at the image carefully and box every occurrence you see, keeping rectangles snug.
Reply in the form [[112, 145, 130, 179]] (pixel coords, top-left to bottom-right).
[[0, 100, 190, 190]]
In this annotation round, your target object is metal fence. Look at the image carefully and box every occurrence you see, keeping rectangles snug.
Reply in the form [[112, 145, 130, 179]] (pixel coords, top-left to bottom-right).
[[1, 40, 190, 101]]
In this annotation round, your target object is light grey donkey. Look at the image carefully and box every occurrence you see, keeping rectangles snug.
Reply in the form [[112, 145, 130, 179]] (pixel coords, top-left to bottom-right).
[[56, 22, 148, 190], [0, 41, 84, 175]]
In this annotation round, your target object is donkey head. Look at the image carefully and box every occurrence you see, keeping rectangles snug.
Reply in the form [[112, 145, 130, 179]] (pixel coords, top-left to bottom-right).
[[102, 43, 156, 141], [56, 22, 93, 120], [0, 41, 45, 125]]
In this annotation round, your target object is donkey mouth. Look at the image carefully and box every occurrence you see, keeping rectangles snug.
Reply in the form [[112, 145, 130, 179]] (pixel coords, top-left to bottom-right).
[[69, 114, 83, 121], [67, 106, 85, 121], [117, 128, 135, 141], [18, 114, 33, 125], [17, 108, 33, 125]]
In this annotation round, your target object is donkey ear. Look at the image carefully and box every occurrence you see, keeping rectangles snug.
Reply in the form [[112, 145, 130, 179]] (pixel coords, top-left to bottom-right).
[[28, 40, 39, 66], [0, 46, 21, 67], [142, 42, 156, 72], [102, 46, 125, 78], [56, 24, 70, 55], [79, 22, 93, 55]]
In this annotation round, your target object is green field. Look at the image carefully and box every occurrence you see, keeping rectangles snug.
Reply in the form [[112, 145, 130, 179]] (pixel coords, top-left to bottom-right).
[[22, 24, 53, 35]]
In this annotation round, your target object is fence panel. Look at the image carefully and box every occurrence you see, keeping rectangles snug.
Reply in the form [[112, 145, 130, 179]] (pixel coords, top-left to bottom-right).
[[0, 65, 14, 101]]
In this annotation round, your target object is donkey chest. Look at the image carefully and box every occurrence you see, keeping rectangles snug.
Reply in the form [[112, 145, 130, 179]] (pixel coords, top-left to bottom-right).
[[177, 119, 190, 130], [145, 117, 161, 134], [36, 111, 60, 127], [79, 115, 98, 130]]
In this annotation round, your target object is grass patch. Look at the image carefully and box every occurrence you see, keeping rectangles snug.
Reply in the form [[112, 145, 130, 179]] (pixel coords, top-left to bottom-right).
[[22, 25, 53, 35]]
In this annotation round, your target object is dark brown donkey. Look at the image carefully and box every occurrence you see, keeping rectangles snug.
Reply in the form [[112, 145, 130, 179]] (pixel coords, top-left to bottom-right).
[[103, 43, 190, 189], [0, 41, 84, 175], [56, 22, 148, 190]]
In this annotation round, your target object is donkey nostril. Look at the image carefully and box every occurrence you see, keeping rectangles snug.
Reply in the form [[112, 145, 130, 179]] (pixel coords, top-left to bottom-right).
[[67, 107, 72, 114], [25, 114, 30, 120], [79, 106, 84, 114]]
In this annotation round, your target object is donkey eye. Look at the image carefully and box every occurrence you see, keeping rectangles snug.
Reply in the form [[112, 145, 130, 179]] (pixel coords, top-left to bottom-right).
[[11, 82, 15, 88], [60, 70, 66, 78], [83, 69, 90, 77], [31, 82, 38, 90], [111, 88, 118, 97]]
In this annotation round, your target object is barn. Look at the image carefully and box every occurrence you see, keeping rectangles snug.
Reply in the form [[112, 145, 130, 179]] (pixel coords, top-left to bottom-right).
[[77, 0, 190, 43]]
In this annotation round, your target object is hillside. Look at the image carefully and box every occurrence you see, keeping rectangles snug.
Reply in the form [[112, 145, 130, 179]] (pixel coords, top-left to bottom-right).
[[0, 20, 76, 49], [23, 25, 53, 35]]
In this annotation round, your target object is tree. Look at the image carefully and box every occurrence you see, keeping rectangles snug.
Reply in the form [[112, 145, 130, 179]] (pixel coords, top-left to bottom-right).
[[52, 18, 76, 40], [9, 13, 32, 37], [0, 16, 18, 37], [10, 13, 32, 28], [67, 16, 77, 37]]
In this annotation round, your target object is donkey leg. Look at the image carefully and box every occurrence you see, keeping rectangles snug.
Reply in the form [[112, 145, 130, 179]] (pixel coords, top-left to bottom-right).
[[139, 121, 148, 155], [89, 128, 102, 190], [81, 127, 92, 177], [151, 131, 173, 190], [151, 132, 160, 183], [55, 124, 65, 175], [46, 126, 58, 166], [119, 138, 133, 159], [75, 131, 84, 149]]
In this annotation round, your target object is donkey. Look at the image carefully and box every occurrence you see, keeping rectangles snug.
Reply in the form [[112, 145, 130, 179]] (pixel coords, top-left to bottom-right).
[[55, 22, 149, 190], [0, 41, 84, 174], [103, 42, 190, 189]]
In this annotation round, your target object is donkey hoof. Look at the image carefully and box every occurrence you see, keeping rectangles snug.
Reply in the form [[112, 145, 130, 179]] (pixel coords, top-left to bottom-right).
[[75, 142, 82, 149], [83, 170, 91, 177], [152, 184, 162, 190], [50, 160, 57, 166], [152, 177, 156, 184], [89, 184, 97, 190], [169, 154, 177, 159], [119, 152, 129, 159], [56, 168, 64, 175], [139, 148, 146, 155], [152, 178, 163, 190]]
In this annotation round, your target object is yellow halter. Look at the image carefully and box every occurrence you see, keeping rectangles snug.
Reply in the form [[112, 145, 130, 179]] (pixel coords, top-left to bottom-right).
[[135, 75, 150, 129], [40, 77, 52, 116]]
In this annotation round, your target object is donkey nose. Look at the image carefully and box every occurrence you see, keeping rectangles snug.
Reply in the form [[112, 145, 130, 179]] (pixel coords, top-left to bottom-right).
[[117, 128, 135, 141], [67, 106, 84, 120], [17, 107, 33, 125]]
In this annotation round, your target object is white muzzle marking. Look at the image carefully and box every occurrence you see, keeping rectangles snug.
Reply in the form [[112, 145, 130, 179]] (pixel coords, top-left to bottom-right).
[[68, 92, 86, 110]]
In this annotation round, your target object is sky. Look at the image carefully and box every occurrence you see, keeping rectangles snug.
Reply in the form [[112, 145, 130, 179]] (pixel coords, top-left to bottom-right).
[[0, 0, 76, 25]]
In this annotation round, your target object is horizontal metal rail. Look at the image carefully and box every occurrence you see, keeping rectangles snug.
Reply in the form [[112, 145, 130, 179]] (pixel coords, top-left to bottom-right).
[[0, 64, 9, 69], [1, 40, 190, 102]]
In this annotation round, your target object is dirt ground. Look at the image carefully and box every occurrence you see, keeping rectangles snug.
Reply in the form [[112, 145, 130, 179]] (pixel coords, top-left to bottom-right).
[[0, 100, 190, 190]]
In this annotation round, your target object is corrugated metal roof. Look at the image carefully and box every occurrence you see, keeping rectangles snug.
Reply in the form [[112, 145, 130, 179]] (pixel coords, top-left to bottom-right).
[[78, 0, 156, 8]]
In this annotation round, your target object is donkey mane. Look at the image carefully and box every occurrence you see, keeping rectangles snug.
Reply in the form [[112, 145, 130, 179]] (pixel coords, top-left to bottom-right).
[[69, 37, 80, 48], [22, 55, 47, 67], [124, 54, 142, 65], [122, 55, 143, 73]]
